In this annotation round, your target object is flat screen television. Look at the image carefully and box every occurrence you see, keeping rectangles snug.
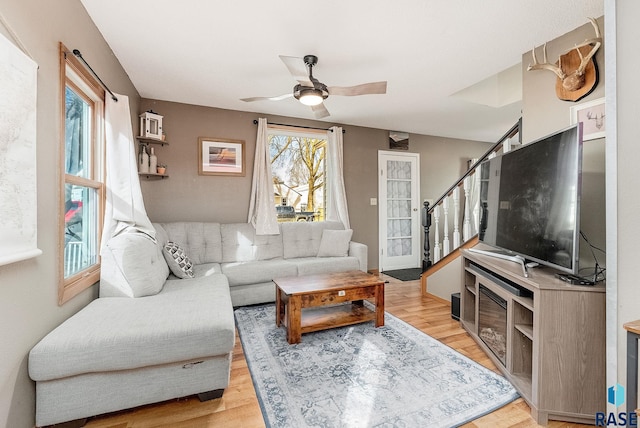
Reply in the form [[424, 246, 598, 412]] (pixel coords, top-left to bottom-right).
[[478, 123, 583, 275]]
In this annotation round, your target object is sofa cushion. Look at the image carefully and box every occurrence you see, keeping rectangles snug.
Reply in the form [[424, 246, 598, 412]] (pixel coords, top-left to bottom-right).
[[221, 223, 283, 262], [160, 222, 223, 264], [192, 262, 223, 277], [317, 229, 353, 257], [281, 221, 344, 259], [221, 259, 297, 286], [292, 257, 360, 276], [29, 275, 234, 381], [99, 232, 169, 298], [162, 241, 195, 279]]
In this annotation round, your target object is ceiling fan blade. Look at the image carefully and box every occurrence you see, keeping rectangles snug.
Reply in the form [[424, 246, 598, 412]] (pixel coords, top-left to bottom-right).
[[240, 93, 293, 102], [328, 81, 387, 96], [279, 55, 313, 86], [311, 103, 330, 119]]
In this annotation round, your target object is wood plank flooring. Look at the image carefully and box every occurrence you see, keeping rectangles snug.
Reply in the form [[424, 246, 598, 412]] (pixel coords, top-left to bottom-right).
[[85, 275, 591, 427]]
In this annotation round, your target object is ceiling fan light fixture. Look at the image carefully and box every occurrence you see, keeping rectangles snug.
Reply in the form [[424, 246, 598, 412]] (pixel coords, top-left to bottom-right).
[[299, 90, 323, 106], [294, 85, 328, 106]]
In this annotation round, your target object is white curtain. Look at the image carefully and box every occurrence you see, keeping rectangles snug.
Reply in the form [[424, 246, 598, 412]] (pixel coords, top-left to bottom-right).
[[326, 126, 350, 229], [100, 93, 155, 253], [248, 118, 279, 235]]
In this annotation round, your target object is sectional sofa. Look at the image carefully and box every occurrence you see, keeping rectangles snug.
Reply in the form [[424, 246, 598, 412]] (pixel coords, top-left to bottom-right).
[[28, 220, 367, 427]]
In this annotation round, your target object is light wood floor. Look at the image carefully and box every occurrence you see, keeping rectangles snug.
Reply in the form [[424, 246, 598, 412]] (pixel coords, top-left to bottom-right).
[[85, 275, 591, 428]]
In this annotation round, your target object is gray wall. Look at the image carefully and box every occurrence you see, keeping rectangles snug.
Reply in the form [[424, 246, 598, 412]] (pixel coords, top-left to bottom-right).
[[0, 1, 140, 426], [139, 98, 490, 270]]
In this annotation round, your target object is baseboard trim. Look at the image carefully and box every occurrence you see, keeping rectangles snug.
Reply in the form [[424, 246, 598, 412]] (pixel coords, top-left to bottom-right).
[[425, 292, 451, 306]]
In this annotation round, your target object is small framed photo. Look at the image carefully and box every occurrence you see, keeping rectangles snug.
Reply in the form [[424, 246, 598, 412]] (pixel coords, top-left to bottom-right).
[[570, 97, 605, 141], [198, 137, 245, 176]]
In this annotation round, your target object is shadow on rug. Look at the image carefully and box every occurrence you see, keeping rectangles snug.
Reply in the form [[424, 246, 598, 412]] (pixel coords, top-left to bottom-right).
[[382, 267, 422, 281], [234, 304, 518, 428]]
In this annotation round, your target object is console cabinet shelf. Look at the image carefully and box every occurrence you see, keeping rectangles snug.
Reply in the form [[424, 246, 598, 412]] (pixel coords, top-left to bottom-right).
[[460, 246, 606, 425]]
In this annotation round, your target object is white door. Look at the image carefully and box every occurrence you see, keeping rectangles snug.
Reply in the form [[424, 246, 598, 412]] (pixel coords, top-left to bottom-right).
[[378, 151, 421, 271]]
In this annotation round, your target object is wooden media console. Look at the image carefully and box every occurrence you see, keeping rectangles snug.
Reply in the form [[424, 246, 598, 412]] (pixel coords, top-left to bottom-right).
[[461, 246, 606, 425]]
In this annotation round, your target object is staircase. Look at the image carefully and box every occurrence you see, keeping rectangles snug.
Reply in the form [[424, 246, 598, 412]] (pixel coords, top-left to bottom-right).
[[420, 119, 521, 297]]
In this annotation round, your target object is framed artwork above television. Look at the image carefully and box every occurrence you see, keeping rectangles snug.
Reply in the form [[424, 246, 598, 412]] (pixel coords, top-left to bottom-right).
[[570, 97, 605, 141]]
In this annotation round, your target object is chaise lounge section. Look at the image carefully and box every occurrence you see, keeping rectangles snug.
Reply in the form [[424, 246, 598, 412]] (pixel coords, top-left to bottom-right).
[[29, 220, 367, 427]]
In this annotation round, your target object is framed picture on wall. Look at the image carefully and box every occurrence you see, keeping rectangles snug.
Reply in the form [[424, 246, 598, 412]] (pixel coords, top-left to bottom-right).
[[570, 97, 605, 141], [198, 137, 245, 176]]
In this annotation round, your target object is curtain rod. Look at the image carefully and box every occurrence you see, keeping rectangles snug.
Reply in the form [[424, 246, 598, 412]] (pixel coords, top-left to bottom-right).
[[72, 49, 118, 102], [252, 119, 345, 133]]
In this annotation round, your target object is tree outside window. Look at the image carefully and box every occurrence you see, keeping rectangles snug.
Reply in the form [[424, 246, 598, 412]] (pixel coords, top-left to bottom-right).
[[269, 132, 326, 222]]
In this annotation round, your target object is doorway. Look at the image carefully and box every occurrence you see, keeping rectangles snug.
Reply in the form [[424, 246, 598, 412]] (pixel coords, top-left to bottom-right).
[[378, 151, 421, 271]]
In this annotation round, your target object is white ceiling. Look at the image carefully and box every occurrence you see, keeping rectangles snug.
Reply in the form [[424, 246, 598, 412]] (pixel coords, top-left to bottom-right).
[[80, 0, 603, 142]]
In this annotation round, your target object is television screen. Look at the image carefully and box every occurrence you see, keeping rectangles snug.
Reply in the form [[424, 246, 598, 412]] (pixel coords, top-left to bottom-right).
[[479, 124, 583, 274]]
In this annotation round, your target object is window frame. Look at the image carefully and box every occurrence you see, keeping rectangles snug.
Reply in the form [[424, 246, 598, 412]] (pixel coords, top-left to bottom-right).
[[267, 124, 327, 223], [58, 43, 106, 305]]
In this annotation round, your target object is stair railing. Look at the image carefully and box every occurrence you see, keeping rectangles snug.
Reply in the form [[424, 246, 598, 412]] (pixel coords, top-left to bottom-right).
[[422, 119, 521, 271]]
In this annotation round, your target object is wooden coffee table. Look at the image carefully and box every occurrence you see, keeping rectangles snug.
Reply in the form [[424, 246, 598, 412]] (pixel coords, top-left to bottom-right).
[[274, 270, 385, 344]]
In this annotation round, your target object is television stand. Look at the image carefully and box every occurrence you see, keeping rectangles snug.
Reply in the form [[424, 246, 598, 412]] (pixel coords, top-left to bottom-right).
[[467, 247, 529, 277], [460, 247, 606, 424]]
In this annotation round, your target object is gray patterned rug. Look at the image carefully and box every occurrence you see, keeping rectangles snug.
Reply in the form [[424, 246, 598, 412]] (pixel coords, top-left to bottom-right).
[[234, 303, 518, 428]]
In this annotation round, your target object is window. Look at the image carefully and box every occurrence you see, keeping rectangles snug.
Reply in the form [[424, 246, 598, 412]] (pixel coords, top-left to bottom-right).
[[59, 43, 105, 304], [268, 127, 326, 222]]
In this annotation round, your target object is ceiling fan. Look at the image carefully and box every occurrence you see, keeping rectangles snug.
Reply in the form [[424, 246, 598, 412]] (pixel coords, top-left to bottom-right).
[[241, 55, 387, 119]]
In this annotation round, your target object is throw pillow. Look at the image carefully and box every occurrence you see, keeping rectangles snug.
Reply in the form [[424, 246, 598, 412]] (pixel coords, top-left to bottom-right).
[[100, 232, 169, 298], [317, 229, 353, 257], [163, 241, 195, 279]]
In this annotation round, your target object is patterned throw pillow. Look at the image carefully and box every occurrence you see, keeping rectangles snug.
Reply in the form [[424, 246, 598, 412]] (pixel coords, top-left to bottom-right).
[[162, 241, 195, 279]]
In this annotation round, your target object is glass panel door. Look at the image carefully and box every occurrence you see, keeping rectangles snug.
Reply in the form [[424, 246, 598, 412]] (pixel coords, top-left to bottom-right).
[[378, 151, 420, 271]]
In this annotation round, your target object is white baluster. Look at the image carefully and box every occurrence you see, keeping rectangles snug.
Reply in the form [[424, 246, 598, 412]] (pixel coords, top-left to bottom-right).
[[433, 205, 441, 263], [463, 177, 471, 241], [472, 176, 481, 235], [453, 187, 461, 248], [443, 196, 450, 256]]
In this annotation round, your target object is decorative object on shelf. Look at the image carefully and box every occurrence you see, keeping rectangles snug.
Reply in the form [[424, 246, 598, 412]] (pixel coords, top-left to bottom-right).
[[389, 131, 409, 150], [570, 96, 605, 141], [157, 164, 166, 175], [139, 145, 149, 173], [149, 146, 157, 174], [198, 137, 245, 176], [527, 17, 601, 102], [139, 110, 163, 140]]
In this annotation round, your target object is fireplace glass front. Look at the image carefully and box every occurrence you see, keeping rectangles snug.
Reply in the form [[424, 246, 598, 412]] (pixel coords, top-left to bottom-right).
[[478, 284, 507, 366]]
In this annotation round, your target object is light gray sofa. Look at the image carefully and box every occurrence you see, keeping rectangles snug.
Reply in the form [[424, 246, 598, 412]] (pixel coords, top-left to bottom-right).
[[153, 221, 367, 307], [28, 220, 367, 427]]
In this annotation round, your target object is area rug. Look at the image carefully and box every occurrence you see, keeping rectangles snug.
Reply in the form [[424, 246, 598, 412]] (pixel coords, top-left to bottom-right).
[[382, 267, 423, 281], [234, 304, 518, 428]]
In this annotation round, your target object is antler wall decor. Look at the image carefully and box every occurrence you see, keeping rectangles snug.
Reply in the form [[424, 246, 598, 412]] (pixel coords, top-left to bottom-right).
[[527, 17, 602, 102]]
